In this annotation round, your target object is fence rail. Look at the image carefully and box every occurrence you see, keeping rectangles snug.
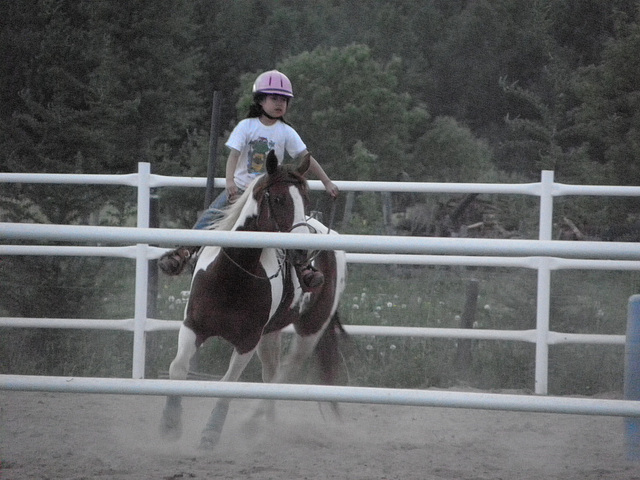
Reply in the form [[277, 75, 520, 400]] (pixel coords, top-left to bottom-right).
[[2, 164, 640, 396], [3, 374, 640, 418]]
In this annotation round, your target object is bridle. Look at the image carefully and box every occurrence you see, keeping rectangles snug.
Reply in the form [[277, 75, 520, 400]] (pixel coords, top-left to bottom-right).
[[264, 180, 340, 267], [262, 179, 337, 233], [262, 181, 311, 234]]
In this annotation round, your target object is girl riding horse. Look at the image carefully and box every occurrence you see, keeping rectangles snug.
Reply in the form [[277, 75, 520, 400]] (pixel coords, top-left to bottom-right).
[[160, 70, 339, 291]]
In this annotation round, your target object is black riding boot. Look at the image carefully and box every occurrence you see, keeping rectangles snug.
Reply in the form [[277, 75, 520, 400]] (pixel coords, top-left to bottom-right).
[[158, 246, 199, 276], [296, 264, 324, 291]]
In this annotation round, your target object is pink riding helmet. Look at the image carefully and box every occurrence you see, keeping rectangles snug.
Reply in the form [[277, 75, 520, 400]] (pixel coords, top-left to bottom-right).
[[252, 70, 294, 98]]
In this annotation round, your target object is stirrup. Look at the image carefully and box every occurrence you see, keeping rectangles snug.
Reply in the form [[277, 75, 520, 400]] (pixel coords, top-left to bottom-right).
[[159, 247, 198, 276]]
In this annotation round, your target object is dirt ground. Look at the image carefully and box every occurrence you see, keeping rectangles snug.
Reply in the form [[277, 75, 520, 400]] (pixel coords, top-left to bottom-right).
[[1, 389, 639, 480]]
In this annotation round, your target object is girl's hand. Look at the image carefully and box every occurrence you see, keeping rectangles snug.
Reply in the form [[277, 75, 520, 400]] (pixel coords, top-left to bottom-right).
[[226, 181, 239, 203], [324, 181, 339, 199]]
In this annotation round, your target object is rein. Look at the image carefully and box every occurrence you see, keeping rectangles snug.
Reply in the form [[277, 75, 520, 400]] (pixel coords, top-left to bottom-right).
[[220, 247, 286, 281], [297, 198, 338, 266]]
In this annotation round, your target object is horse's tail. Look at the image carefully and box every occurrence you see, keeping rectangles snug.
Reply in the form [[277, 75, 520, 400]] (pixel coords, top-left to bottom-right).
[[314, 312, 351, 386]]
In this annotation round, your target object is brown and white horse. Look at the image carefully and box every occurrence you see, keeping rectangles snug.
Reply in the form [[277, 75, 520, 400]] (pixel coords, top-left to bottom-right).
[[160, 151, 347, 449]]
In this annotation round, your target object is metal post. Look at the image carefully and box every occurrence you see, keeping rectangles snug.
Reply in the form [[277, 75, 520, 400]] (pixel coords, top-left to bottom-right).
[[132, 162, 151, 379], [455, 279, 479, 370], [539, 171, 554, 242], [535, 171, 554, 394], [147, 194, 159, 319], [625, 294, 640, 460], [204, 91, 222, 208], [535, 257, 551, 394]]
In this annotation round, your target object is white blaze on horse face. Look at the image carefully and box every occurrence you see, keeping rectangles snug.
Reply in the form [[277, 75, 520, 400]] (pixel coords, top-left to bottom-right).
[[288, 185, 309, 234]]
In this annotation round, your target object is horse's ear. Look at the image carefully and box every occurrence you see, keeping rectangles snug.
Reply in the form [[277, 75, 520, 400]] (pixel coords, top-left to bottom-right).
[[266, 150, 278, 175], [296, 152, 311, 175]]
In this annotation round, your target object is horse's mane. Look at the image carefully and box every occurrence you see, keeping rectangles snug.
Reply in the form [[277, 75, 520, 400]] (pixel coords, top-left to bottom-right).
[[210, 182, 258, 232], [211, 164, 308, 232]]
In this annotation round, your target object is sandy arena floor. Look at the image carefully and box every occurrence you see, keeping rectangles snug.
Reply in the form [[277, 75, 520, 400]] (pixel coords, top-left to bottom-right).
[[1, 389, 639, 480]]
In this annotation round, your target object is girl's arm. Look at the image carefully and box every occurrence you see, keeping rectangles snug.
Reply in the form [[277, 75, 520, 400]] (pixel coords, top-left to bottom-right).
[[225, 149, 241, 202], [300, 150, 339, 198]]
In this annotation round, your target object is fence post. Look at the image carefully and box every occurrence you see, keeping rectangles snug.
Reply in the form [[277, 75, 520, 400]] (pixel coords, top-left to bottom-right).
[[455, 279, 479, 371], [534, 171, 554, 394], [132, 162, 151, 379], [204, 91, 222, 208], [535, 257, 551, 394], [539, 171, 554, 241], [147, 193, 159, 319], [625, 294, 640, 460]]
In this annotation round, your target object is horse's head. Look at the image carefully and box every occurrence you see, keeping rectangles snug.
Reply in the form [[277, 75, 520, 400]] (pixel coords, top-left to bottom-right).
[[252, 150, 311, 234]]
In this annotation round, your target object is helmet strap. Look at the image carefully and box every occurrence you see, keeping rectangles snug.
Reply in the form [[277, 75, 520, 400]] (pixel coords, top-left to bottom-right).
[[262, 110, 281, 120]]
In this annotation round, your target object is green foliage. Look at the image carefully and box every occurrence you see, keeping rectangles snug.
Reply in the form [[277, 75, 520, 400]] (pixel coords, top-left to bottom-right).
[[0, 329, 133, 377], [499, 70, 606, 184], [573, 21, 640, 186], [545, 0, 639, 67], [0, 0, 207, 328], [414, 116, 495, 182], [428, 0, 553, 130], [1, 0, 206, 176], [82, 0, 206, 173], [1, 1, 96, 174]]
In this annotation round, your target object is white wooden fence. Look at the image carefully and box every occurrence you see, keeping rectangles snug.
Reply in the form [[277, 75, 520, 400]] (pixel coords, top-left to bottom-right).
[[2, 163, 640, 405]]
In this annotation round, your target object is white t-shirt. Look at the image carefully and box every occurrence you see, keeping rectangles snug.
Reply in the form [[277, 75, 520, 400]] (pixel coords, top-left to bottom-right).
[[225, 118, 307, 189]]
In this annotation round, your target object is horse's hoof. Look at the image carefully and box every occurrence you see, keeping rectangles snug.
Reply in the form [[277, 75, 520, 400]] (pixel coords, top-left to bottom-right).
[[198, 430, 221, 450], [159, 407, 183, 441], [252, 399, 276, 421], [160, 421, 183, 441]]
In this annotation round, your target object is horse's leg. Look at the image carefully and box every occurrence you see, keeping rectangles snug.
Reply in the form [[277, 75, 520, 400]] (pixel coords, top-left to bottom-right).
[[274, 331, 323, 383], [282, 330, 346, 421], [253, 331, 282, 420], [160, 324, 198, 440], [249, 331, 323, 422], [257, 331, 281, 383], [199, 348, 255, 450]]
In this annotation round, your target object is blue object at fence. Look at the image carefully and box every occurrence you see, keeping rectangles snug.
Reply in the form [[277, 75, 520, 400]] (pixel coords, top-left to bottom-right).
[[626, 295, 640, 461]]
